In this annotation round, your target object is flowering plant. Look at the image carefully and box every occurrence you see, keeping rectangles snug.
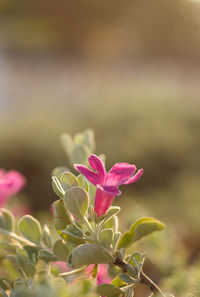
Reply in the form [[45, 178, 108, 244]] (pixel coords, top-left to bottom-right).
[[0, 129, 173, 297]]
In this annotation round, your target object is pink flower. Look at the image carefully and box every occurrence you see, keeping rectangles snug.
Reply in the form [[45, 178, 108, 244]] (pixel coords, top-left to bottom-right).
[[86, 264, 111, 285], [0, 169, 26, 207], [74, 154, 143, 217]]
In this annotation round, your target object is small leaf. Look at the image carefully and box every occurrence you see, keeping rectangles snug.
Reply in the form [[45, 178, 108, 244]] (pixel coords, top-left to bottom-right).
[[7, 255, 19, 269], [101, 206, 121, 223], [60, 230, 85, 245], [18, 215, 42, 244], [61, 171, 78, 191], [0, 241, 18, 253], [38, 249, 57, 262], [0, 209, 15, 231], [112, 232, 121, 252], [120, 273, 135, 284], [42, 224, 52, 249], [97, 284, 123, 297], [83, 129, 95, 152], [72, 145, 90, 165], [66, 224, 83, 237], [112, 276, 126, 287], [118, 217, 165, 249], [64, 186, 89, 219], [60, 133, 73, 156], [53, 239, 69, 261], [72, 244, 112, 267], [100, 228, 113, 248], [77, 174, 89, 192], [52, 166, 69, 180], [23, 246, 38, 264], [23, 263, 36, 277], [52, 176, 65, 198], [16, 248, 29, 267], [53, 199, 72, 230]]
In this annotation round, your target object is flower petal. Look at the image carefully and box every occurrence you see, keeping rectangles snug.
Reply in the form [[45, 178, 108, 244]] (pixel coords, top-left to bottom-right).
[[94, 187, 115, 217], [102, 185, 121, 196], [106, 162, 136, 186], [88, 154, 106, 184], [74, 164, 99, 185], [124, 168, 144, 184]]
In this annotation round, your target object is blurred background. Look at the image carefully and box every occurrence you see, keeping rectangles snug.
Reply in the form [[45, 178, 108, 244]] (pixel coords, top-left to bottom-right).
[[0, 0, 200, 295]]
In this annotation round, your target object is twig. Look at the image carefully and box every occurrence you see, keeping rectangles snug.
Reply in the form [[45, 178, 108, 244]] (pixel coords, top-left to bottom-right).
[[113, 257, 165, 296]]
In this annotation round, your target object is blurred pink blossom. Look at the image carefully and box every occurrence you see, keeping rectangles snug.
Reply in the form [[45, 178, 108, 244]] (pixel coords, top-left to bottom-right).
[[86, 264, 111, 285], [75, 154, 143, 217], [0, 169, 26, 207]]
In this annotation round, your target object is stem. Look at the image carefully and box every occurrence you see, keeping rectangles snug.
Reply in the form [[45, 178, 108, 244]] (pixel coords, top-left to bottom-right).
[[0, 228, 38, 248], [113, 257, 165, 297], [59, 266, 86, 277], [82, 217, 94, 234]]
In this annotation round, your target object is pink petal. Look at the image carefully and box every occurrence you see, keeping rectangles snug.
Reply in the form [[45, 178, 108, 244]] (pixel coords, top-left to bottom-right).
[[124, 168, 144, 184], [88, 154, 106, 184], [94, 187, 115, 217], [97, 264, 112, 285], [102, 185, 121, 196], [106, 162, 136, 186], [74, 164, 100, 185]]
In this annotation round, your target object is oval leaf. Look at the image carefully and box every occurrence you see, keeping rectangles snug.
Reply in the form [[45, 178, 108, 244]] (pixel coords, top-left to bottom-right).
[[53, 239, 69, 261], [53, 199, 72, 230], [118, 217, 165, 249], [97, 284, 123, 297], [64, 186, 89, 219], [72, 145, 90, 165], [72, 244, 112, 267], [61, 171, 78, 191], [18, 215, 42, 244]]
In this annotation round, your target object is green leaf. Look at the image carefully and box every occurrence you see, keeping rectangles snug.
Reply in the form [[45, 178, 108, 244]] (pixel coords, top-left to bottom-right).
[[53, 199, 72, 230], [112, 232, 121, 252], [60, 133, 73, 156], [16, 248, 29, 267], [0, 209, 15, 231], [100, 228, 114, 248], [72, 244, 112, 267], [7, 255, 19, 269], [111, 276, 126, 287], [18, 215, 42, 244], [97, 284, 123, 297], [38, 250, 57, 262], [66, 224, 83, 237], [0, 241, 18, 253], [52, 166, 69, 180], [71, 145, 90, 165], [23, 246, 38, 264], [53, 239, 69, 261], [52, 176, 65, 198], [83, 129, 95, 152], [64, 186, 89, 219], [120, 273, 135, 284], [118, 217, 165, 249], [98, 206, 120, 224], [42, 225, 52, 249], [61, 171, 78, 191], [77, 174, 89, 192], [60, 230, 85, 245]]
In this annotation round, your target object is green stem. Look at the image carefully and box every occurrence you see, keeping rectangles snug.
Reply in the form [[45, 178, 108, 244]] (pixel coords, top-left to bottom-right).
[[59, 266, 86, 277], [0, 228, 38, 248]]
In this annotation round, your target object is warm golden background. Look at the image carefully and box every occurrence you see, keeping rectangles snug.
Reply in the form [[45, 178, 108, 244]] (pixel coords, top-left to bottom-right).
[[0, 1, 200, 295]]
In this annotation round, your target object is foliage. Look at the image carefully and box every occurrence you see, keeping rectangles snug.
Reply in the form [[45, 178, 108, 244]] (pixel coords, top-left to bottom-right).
[[0, 129, 171, 297]]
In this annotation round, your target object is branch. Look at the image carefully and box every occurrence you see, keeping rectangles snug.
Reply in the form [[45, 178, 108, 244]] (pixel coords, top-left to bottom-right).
[[113, 257, 165, 296]]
